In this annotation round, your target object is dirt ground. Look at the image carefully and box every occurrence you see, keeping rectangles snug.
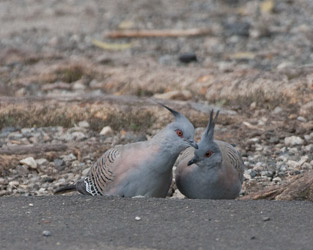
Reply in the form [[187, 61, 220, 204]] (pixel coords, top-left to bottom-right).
[[0, 0, 313, 198]]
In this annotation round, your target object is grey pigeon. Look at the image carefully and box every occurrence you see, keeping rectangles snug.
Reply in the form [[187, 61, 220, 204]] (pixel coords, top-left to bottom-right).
[[175, 110, 244, 199], [56, 103, 198, 198]]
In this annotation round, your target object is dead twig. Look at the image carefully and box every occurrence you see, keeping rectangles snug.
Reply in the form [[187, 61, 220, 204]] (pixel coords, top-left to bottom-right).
[[106, 28, 212, 39]]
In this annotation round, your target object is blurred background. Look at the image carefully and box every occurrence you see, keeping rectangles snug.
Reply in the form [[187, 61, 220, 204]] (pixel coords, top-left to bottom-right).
[[0, 0, 312, 199]]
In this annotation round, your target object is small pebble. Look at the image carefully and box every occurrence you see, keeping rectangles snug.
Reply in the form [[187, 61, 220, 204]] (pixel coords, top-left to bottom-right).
[[262, 216, 271, 222], [20, 157, 37, 169], [100, 126, 113, 136], [178, 53, 197, 63], [135, 216, 141, 221], [42, 230, 51, 237], [284, 136, 304, 146]]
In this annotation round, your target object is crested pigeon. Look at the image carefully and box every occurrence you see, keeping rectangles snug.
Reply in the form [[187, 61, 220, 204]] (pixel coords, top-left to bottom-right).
[[175, 110, 244, 199], [56, 103, 198, 198]]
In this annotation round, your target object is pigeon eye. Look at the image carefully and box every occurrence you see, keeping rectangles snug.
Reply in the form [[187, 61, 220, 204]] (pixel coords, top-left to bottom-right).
[[176, 129, 184, 137], [205, 151, 213, 157]]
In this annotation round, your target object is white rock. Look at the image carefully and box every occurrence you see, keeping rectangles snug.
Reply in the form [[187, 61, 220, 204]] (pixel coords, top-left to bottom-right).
[[20, 157, 37, 169], [248, 137, 259, 143], [273, 177, 281, 183], [250, 102, 257, 110], [36, 158, 48, 165], [135, 216, 141, 221], [78, 121, 90, 128], [72, 81, 86, 90], [9, 181, 19, 187], [304, 132, 313, 141], [272, 106, 283, 114], [100, 126, 113, 136], [243, 173, 251, 180], [71, 132, 87, 141], [301, 163, 312, 170], [0, 178, 6, 185], [287, 160, 298, 169], [299, 156, 309, 166], [277, 62, 293, 70], [297, 116, 307, 122], [284, 136, 304, 146], [61, 153, 76, 161]]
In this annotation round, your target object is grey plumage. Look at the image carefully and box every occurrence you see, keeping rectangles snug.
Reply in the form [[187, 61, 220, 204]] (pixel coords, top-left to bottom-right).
[[56, 103, 197, 198], [175, 110, 244, 199]]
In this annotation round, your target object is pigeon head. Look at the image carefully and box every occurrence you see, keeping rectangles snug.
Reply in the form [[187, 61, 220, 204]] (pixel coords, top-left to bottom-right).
[[159, 103, 198, 151], [188, 110, 222, 167]]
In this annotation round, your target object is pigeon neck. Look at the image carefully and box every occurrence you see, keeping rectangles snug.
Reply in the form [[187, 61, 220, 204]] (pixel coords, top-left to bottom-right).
[[150, 129, 183, 158]]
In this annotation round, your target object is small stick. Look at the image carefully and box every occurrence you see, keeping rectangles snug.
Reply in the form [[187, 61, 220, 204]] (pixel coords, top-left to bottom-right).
[[106, 28, 212, 39]]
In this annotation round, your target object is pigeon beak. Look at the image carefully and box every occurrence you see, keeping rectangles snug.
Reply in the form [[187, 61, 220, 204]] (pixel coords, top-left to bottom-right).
[[189, 140, 198, 149], [188, 156, 198, 166]]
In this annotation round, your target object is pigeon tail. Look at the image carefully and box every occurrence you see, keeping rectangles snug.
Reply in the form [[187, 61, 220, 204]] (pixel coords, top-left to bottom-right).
[[54, 184, 76, 194]]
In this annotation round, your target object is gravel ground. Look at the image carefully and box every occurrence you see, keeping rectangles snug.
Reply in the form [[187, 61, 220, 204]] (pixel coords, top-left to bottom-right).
[[1, 120, 312, 197]]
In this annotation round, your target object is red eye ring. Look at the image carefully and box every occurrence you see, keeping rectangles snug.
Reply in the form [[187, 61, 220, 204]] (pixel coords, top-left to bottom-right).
[[176, 129, 184, 138], [205, 151, 213, 157]]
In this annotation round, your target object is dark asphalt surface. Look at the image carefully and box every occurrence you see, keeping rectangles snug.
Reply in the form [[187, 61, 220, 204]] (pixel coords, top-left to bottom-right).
[[0, 196, 312, 250]]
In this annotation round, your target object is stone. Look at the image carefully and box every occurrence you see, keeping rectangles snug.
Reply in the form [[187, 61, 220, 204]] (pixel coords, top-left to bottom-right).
[[61, 153, 76, 162], [8, 181, 19, 187], [20, 157, 37, 169], [54, 159, 65, 171], [287, 160, 298, 169], [250, 102, 257, 110], [72, 81, 86, 90], [159, 55, 173, 65], [248, 169, 257, 178], [272, 106, 283, 114], [0, 178, 6, 185], [297, 116, 307, 122], [277, 62, 293, 70], [71, 132, 87, 141], [304, 133, 313, 142], [42, 230, 51, 237], [100, 126, 113, 136], [284, 136, 304, 146], [78, 121, 90, 128], [301, 163, 312, 170], [272, 177, 281, 183], [218, 61, 234, 73], [36, 158, 48, 165], [262, 216, 270, 222], [269, 137, 279, 144]]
